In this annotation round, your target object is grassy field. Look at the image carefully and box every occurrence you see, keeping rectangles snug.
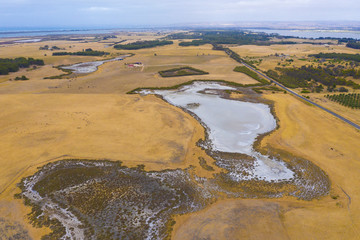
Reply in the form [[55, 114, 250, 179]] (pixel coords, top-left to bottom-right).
[[0, 93, 219, 238], [1, 32, 360, 239], [0, 40, 258, 94], [230, 43, 360, 73], [172, 92, 360, 240]]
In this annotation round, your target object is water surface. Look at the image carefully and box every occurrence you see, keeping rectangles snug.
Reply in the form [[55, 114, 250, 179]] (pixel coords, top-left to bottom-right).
[[247, 28, 360, 39]]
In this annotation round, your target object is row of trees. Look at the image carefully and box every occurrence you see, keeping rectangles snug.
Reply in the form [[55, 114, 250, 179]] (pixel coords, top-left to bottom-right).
[[326, 93, 360, 109], [0, 57, 44, 75], [53, 48, 109, 56], [171, 31, 306, 47], [114, 40, 173, 50], [170, 30, 272, 46]]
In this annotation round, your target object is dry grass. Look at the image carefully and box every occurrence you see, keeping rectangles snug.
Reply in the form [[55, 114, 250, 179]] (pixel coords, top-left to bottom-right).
[[172, 92, 360, 240], [1, 33, 360, 239], [261, 93, 360, 239], [304, 92, 360, 126], [0, 40, 257, 94], [0, 93, 217, 238], [230, 44, 360, 58], [230, 43, 360, 72]]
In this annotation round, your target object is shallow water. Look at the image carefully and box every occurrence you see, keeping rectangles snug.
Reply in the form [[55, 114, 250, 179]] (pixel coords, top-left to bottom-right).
[[143, 82, 294, 181], [14, 38, 42, 43], [247, 28, 360, 39], [61, 55, 129, 74]]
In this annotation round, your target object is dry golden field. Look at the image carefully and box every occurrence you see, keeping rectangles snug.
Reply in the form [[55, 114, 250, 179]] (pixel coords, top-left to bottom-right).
[[230, 43, 360, 72], [172, 92, 360, 240], [1, 32, 360, 239]]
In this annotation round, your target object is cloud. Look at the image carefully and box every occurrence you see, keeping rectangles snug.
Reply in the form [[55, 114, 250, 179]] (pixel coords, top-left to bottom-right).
[[0, 0, 359, 27]]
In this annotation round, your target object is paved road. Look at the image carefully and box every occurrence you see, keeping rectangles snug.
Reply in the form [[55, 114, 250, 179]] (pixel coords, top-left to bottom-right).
[[242, 62, 360, 131]]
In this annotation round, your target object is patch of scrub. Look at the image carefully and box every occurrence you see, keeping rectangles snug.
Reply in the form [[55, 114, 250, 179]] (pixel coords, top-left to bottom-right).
[[17, 160, 214, 240], [61, 55, 130, 74]]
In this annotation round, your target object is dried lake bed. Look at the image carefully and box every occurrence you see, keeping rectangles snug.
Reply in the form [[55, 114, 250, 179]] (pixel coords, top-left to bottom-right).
[[146, 82, 294, 182], [16, 81, 330, 239], [61, 55, 130, 74]]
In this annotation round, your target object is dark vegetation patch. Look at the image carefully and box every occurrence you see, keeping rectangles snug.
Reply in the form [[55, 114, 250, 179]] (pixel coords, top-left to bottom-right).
[[170, 30, 284, 46], [52, 48, 109, 56], [198, 157, 215, 171], [326, 93, 360, 109], [16, 160, 213, 240], [0, 57, 44, 75], [159, 67, 209, 77], [178, 40, 210, 46], [171, 31, 339, 48], [266, 66, 360, 90], [39, 45, 64, 50], [114, 40, 173, 50], [346, 41, 360, 50], [14, 75, 29, 81], [310, 52, 360, 62]]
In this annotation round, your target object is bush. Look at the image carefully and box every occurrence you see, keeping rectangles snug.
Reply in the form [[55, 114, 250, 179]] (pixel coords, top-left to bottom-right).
[[338, 87, 348, 92], [14, 75, 29, 80]]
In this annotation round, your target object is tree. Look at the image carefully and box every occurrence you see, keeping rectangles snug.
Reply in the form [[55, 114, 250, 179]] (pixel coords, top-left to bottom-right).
[[338, 87, 348, 92]]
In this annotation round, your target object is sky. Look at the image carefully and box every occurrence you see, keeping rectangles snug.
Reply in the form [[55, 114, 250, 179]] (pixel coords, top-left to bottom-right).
[[1, 0, 360, 28]]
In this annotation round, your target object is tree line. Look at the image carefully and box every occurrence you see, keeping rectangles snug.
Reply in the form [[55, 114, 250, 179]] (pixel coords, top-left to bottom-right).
[[346, 41, 360, 50], [114, 40, 173, 50], [53, 48, 109, 56], [310, 52, 360, 63], [170, 30, 272, 46], [0, 57, 44, 75], [170, 30, 304, 47]]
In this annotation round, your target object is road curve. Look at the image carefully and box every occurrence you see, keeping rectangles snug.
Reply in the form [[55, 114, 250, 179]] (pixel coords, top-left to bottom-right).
[[242, 62, 360, 131]]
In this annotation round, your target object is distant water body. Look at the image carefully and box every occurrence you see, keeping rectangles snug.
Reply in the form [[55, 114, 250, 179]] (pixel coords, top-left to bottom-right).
[[247, 28, 360, 39], [0, 28, 115, 38], [2, 27, 360, 40]]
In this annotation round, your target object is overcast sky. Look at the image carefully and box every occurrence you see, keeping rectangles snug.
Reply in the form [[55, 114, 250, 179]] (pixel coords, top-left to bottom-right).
[[1, 0, 359, 28]]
